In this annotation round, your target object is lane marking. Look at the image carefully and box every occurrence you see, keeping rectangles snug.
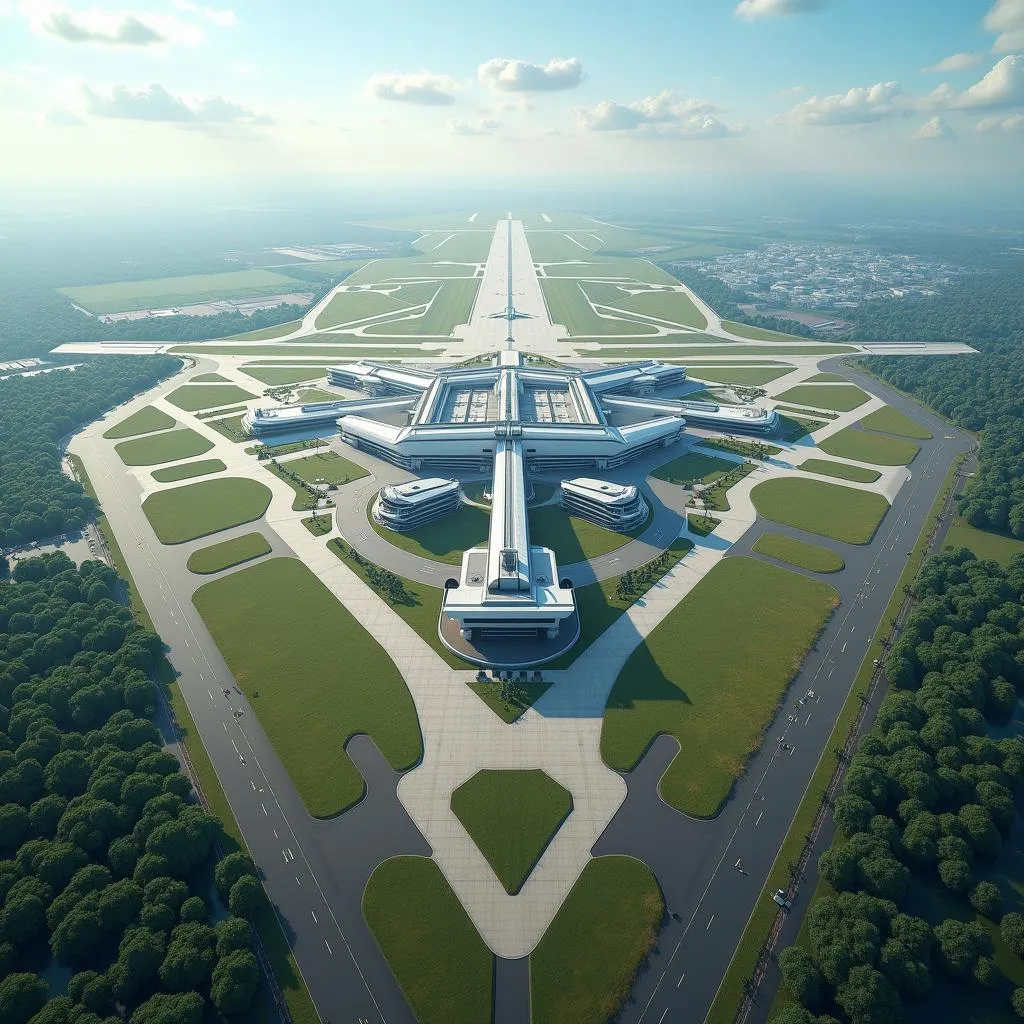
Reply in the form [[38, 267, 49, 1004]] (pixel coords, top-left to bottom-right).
[[658, 1010, 669, 1024], [755, 811, 763, 826], [311, 910, 318, 924], [676, 973, 686, 988], [705, 914, 715, 931]]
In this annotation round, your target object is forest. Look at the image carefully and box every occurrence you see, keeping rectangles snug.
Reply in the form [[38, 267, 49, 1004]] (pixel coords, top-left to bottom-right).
[[0, 550, 266, 1024], [772, 548, 1024, 1024], [0, 357, 179, 550]]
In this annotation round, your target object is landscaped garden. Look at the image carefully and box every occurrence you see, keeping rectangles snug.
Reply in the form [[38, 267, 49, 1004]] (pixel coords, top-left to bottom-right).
[[142, 477, 272, 543], [751, 477, 890, 544]]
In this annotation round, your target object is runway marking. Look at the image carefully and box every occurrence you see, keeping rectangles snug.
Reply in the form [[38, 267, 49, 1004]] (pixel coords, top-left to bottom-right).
[[222, 722, 227, 731], [250, 780, 256, 791], [658, 1010, 669, 1024], [231, 740, 239, 753], [790, 746, 797, 756], [272, 829, 278, 839], [208, 689, 215, 701], [261, 803, 268, 816], [805, 712, 813, 725], [183, 637, 189, 648], [705, 914, 715, 931], [676, 973, 685, 988], [311, 910, 318, 924], [841, 642, 847, 653], [755, 811, 763, 826], [295, 875, 301, 886], [325, 939, 333, 955]]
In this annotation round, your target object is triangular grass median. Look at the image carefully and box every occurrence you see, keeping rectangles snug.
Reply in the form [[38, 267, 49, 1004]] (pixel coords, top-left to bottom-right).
[[451, 769, 573, 894]]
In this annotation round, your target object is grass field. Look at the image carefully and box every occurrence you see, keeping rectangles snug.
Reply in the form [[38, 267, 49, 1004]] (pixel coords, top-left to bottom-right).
[[541, 257, 679, 285], [689, 367, 794, 386], [61, 268, 305, 314], [362, 857, 493, 1024], [945, 518, 1024, 565], [186, 532, 272, 574], [103, 405, 177, 438], [269, 452, 367, 511], [804, 372, 846, 383], [190, 372, 228, 382], [363, 279, 480, 336], [165, 383, 255, 412], [418, 231, 492, 262], [170, 344, 440, 358], [752, 532, 845, 573], [798, 457, 881, 483], [450, 770, 573, 895], [602, 557, 838, 816], [778, 414, 827, 442], [531, 857, 664, 1024], [721, 320, 806, 342], [314, 283, 438, 329], [193, 558, 421, 816], [540, 279, 657, 336], [652, 450, 735, 486], [151, 458, 226, 483], [343, 257, 476, 284], [580, 344, 855, 358], [369, 503, 489, 565], [751, 477, 890, 544], [465, 678, 552, 723], [296, 388, 338, 403], [206, 415, 249, 443], [143, 477, 272, 544], [858, 405, 933, 439], [115, 428, 214, 467], [582, 282, 707, 329], [525, 231, 598, 262], [774, 384, 870, 412], [227, 319, 302, 341], [240, 365, 327, 385], [528, 503, 647, 563], [818, 426, 920, 465]]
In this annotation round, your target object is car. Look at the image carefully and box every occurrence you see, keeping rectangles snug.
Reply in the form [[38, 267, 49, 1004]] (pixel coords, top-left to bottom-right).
[[772, 889, 792, 910]]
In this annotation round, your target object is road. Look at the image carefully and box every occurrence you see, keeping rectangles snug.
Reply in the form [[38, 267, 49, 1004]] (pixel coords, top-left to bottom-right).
[[596, 357, 971, 1024]]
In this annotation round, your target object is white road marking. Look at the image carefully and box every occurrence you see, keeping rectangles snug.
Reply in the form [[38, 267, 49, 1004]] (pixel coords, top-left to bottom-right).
[[295, 875, 301, 886], [658, 1010, 669, 1024], [755, 811, 763, 826], [325, 939, 333, 954], [676, 973, 686, 988], [250, 780, 256, 791], [311, 910, 318, 924], [261, 803, 268, 816], [706, 914, 715, 931], [805, 712, 813, 725]]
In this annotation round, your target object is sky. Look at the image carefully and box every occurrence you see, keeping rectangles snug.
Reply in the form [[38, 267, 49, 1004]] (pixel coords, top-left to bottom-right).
[[1, 0, 1022, 191]]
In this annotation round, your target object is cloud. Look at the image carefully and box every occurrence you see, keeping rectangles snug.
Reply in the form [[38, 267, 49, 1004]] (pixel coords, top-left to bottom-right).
[[44, 106, 84, 126], [80, 83, 267, 124], [366, 71, 458, 105], [776, 84, 806, 96], [911, 116, 955, 140], [575, 90, 718, 131], [946, 54, 1024, 108], [25, 4, 203, 47], [976, 112, 1024, 131], [174, 1, 236, 28], [449, 117, 499, 136], [478, 57, 583, 93], [984, 0, 1024, 53], [735, 0, 824, 19], [777, 81, 903, 126], [920, 52, 983, 73]]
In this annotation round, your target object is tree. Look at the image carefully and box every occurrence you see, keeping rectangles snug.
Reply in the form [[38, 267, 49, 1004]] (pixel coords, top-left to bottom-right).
[[933, 918, 993, 980], [1012, 987, 1024, 1018], [178, 896, 208, 924], [109, 928, 166, 1005], [1001, 912, 1024, 957], [835, 964, 902, 1024], [227, 875, 264, 917], [215, 916, 252, 957], [777, 946, 820, 1007], [129, 991, 204, 1024], [833, 795, 875, 838], [215, 852, 259, 902], [970, 881, 1003, 919], [50, 904, 104, 966], [938, 858, 973, 894], [0, 973, 48, 1024], [769, 1009, 818, 1024], [210, 949, 260, 1016]]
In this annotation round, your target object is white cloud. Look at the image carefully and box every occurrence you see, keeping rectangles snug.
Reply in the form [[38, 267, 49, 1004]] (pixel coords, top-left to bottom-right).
[[778, 81, 903, 126], [450, 117, 499, 136], [172, 0, 234, 25], [478, 57, 583, 93], [575, 90, 719, 131], [776, 84, 806, 96], [80, 82, 267, 124], [43, 106, 84, 126], [366, 72, 458, 106], [735, 0, 824, 19], [976, 112, 1024, 131], [23, 3, 203, 47], [947, 54, 1024, 108], [920, 52, 983, 73], [984, 0, 1024, 53], [911, 116, 955, 140]]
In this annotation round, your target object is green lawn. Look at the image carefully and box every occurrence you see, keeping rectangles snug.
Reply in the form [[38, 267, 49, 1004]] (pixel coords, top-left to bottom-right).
[[103, 405, 177, 438], [602, 557, 838, 816], [945, 518, 1024, 566], [804, 372, 847, 382], [689, 367, 794, 386], [115, 428, 214, 467], [228, 319, 302, 341], [207, 415, 250, 443], [369, 503, 489, 565], [60, 268, 305, 314], [583, 344, 855, 358], [525, 231, 599, 262], [721, 320, 806, 342], [171, 343, 441, 358], [296, 387, 338, 403], [751, 477, 890, 544], [530, 857, 664, 1024], [652, 450, 736, 486], [752, 532, 845, 573], [362, 857, 493, 1024], [186, 532, 272, 574], [424, 231, 493, 262], [143, 477, 272, 544], [818, 426, 920, 465], [268, 452, 367, 512], [465, 679, 552, 723], [774, 384, 871, 412], [241, 365, 327, 386], [528, 503, 647, 563], [193, 558, 421, 817], [540, 279, 657, 336], [314, 283, 437, 329], [166, 383, 256, 411], [363, 279, 481, 336], [451, 770, 573, 895], [778, 414, 827, 442], [582, 282, 707, 329], [541, 257, 679, 284], [190, 372, 228, 382], [151, 458, 226, 483], [859, 405, 933, 439], [798, 457, 881, 483]]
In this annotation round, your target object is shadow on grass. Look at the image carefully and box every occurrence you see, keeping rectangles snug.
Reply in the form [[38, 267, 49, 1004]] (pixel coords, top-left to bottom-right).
[[603, 642, 694, 709]]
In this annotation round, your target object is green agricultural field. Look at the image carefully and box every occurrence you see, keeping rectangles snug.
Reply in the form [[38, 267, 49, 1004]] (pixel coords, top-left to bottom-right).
[[363, 279, 480, 336], [151, 458, 226, 483], [774, 384, 871, 412], [689, 366, 794, 386], [798, 457, 881, 483], [528, 503, 647, 563], [752, 532, 845, 573], [582, 282, 707, 329], [186, 532, 272, 574], [194, 558, 421, 816], [115, 428, 214, 467], [531, 857, 664, 1024], [228, 319, 303, 341], [143, 477, 272, 544], [652, 450, 736, 486], [859, 405, 933, 439], [166, 383, 255, 412], [722, 320, 806, 342], [541, 279, 657, 336], [602, 557, 838, 816], [751, 477, 890, 544], [541, 258, 679, 285], [240, 365, 328, 385], [369, 503, 489, 565], [818, 427, 920, 466], [61, 268, 305, 314], [103, 406, 177, 439], [314, 282, 438, 329], [363, 857, 493, 1024], [451, 770, 572, 895], [944, 519, 1024, 566]]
